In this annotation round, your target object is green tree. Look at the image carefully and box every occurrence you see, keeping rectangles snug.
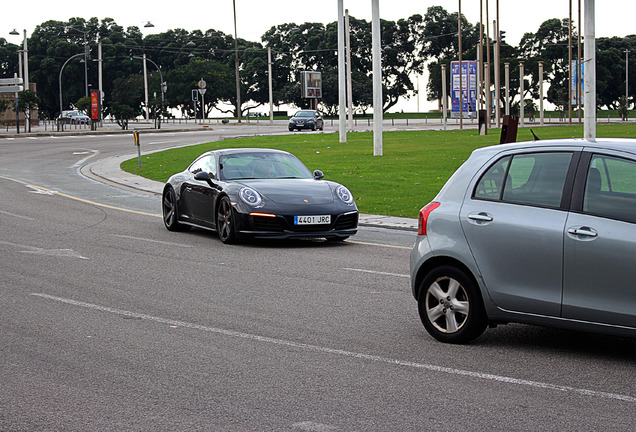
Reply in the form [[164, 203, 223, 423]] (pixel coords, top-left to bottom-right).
[[76, 96, 91, 113], [16, 89, 40, 132], [518, 18, 570, 110], [108, 102, 135, 130], [263, 15, 427, 114], [0, 98, 11, 118], [165, 58, 234, 118], [618, 95, 629, 120], [0, 37, 20, 78], [424, 6, 479, 104]]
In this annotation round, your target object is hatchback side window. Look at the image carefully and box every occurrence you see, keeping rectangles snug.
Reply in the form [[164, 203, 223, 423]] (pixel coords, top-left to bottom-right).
[[474, 156, 510, 200], [584, 155, 636, 223], [474, 152, 573, 208]]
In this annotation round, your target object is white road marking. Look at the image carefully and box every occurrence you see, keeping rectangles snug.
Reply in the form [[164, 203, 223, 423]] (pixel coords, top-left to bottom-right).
[[0, 210, 35, 220], [347, 240, 411, 250], [292, 421, 338, 431], [21, 248, 89, 260], [111, 234, 192, 248], [344, 267, 409, 278], [25, 185, 55, 195], [71, 149, 99, 167], [0, 241, 88, 259], [31, 293, 636, 404]]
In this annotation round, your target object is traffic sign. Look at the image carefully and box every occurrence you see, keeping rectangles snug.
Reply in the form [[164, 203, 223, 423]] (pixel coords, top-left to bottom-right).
[[0, 77, 23, 85], [198, 88, 207, 96], [198, 79, 206, 89], [0, 85, 24, 93]]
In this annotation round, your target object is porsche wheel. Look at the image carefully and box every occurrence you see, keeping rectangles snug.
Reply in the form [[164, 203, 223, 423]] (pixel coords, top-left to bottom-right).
[[162, 187, 189, 232], [216, 196, 236, 244]]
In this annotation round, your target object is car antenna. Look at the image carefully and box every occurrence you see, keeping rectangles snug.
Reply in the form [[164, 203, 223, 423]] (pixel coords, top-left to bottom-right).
[[530, 129, 541, 141]]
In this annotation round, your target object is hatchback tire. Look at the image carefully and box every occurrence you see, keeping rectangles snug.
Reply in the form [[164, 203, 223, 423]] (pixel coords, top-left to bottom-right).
[[417, 266, 487, 343]]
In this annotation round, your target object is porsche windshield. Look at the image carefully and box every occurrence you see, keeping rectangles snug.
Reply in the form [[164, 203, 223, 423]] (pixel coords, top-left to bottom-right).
[[219, 152, 314, 180]]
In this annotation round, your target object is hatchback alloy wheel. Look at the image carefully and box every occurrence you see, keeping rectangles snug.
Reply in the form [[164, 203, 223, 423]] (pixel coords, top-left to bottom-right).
[[418, 266, 487, 343]]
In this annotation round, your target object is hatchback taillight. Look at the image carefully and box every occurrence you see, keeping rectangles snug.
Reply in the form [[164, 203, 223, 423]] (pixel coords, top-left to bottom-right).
[[417, 202, 440, 236]]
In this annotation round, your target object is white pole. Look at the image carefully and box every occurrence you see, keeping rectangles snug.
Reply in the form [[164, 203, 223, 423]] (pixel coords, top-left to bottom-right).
[[477, 43, 482, 112], [626, 49, 629, 110], [268, 47, 274, 124], [442, 64, 447, 131], [584, 0, 596, 140], [519, 62, 525, 127], [493, 20, 500, 127], [345, 9, 354, 131], [98, 42, 103, 123], [539, 61, 544, 126], [23, 30, 29, 91], [233, 0, 242, 123], [372, 0, 383, 156], [143, 53, 149, 120], [504, 62, 510, 115], [485, 62, 490, 126], [337, 0, 347, 143], [458, 0, 463, 130]]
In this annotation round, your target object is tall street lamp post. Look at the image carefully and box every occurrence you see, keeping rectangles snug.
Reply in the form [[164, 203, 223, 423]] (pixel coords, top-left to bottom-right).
[[59, 53, 86, 116], [233, 0, 242, 123], [626, 49, 630, 112], [9, 29, 28, 92], [65, 26, 90, 98], [132, 54, 166, 127]]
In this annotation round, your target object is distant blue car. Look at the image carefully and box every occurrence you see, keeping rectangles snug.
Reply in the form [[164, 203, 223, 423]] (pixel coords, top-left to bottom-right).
[[410, 138, 636, 343]]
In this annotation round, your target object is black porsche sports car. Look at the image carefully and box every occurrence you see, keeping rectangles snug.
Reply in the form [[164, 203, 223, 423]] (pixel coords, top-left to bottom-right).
[[162, 148, 359, 243]]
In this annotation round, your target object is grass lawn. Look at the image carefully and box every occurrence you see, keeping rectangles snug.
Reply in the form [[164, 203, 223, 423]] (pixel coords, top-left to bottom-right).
[[121, 124, 635, 218]]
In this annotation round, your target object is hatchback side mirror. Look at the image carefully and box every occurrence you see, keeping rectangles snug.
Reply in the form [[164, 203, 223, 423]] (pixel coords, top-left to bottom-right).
[[313, 170, 324, 180]]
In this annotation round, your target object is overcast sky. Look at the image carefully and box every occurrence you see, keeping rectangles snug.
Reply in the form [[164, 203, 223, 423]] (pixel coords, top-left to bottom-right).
[[2, 1, 634, 112], [3, 1, 634, 47]]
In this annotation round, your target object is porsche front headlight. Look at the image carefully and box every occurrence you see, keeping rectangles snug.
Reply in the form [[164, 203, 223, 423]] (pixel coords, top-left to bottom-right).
[[336, 185, 354, 205], [239, 187, 263, 207]]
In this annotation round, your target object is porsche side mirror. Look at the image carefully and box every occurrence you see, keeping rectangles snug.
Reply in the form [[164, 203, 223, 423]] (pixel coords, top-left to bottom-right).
[[194, 171, 215, 181], [313, 170, 324, 180]]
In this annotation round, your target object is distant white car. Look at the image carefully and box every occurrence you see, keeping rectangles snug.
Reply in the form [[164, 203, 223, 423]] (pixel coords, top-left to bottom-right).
[[60, 110, 90, 125]]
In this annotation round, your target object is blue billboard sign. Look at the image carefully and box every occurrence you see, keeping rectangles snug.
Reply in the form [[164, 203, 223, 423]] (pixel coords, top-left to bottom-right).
[[451, 61, 477, 118]]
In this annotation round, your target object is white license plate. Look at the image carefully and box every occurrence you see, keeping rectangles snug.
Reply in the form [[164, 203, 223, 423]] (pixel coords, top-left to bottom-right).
[[294, 215, 331, 225]]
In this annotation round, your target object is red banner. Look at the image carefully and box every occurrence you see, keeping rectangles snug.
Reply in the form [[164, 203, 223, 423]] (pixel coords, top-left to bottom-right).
[[91, 92, 99, 120]]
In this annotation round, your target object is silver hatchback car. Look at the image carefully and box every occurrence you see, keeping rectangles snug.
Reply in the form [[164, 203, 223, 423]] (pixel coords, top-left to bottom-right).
[[410, 138, 636, 343]]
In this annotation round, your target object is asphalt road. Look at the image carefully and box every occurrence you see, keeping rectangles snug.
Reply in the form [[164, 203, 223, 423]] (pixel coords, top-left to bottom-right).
[[1, 130, 635, 431]]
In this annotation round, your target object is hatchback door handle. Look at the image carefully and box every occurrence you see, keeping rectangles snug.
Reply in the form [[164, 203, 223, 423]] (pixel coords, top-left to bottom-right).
[[567, 227, 598, 237], [468, 212, 493, 222]]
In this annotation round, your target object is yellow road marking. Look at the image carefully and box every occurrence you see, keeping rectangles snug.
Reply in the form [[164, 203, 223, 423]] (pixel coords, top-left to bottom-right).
[[0, 175, 161, 218]]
